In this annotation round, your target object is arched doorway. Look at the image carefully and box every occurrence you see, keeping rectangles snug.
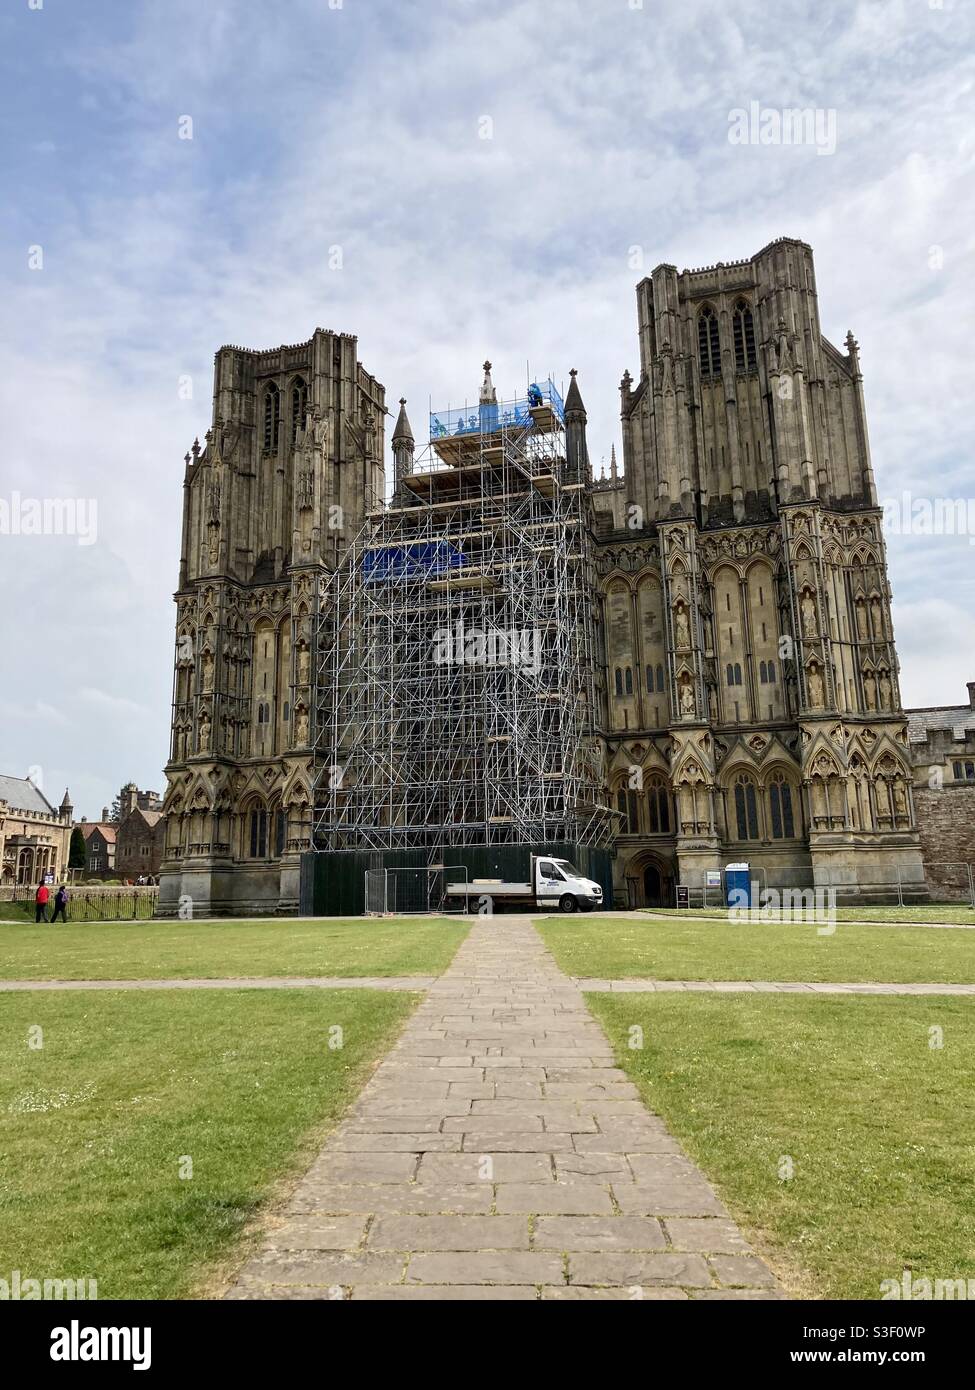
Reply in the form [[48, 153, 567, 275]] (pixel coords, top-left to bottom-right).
[[643, 864, 662, 906], [626, 854, 675, 908]]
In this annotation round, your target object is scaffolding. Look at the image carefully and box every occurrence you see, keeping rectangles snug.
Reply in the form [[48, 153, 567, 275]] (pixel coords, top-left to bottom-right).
[[312, 378, 611, 858]]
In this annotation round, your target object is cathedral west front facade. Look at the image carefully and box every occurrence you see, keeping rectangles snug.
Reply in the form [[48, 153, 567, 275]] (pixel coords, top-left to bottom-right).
[[158, 238, 924, 916]]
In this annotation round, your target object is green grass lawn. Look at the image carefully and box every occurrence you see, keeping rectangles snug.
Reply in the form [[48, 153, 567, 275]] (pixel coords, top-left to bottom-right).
[[0, 988, 416, 1299], [589, 992, 975, 1299], [647, 904, 975, 925], [0, 917, 467, 981], [538, 915, 975, 983]]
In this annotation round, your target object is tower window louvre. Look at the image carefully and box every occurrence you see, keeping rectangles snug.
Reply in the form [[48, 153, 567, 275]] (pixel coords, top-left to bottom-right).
[[698, 306, 720, 378], [263, 383, 280, 450], [291, 377, 308, 445], [733, 300, 757, 371]]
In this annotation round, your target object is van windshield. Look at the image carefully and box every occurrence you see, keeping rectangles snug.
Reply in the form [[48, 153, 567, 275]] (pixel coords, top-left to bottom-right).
[[552, 860, 579, 877]]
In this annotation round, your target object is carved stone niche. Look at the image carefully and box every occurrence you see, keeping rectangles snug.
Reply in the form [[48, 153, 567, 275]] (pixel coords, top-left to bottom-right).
[[806, 662, 825, 709], [678, 673, 696, 718]]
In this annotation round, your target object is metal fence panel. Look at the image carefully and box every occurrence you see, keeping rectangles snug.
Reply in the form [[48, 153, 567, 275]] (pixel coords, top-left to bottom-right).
[[0, 887, 159, 922]]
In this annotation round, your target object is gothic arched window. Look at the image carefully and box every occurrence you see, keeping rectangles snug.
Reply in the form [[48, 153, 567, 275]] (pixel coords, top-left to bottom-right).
[[616, 787, 639, 833], [768, 773, 796, 839], [734, 774, 760, 840], [625, 667, 634, 695], [698, 305, 721, 377], [646, 777, 671, 834], [263, 383, 280, 450], [615, 668, 623, 696], [291, 376, 308, 445], [646, 664, 654, 693], [248, 804, 268, 859], [273, 807, 287, 858], [656, 663, 664, 692], [733, 300, 757, 371]]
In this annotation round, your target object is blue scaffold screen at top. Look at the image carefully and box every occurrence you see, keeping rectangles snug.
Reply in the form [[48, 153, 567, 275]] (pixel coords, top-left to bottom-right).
[[429, 379, 564, 440], [362, 540, 467, 583]]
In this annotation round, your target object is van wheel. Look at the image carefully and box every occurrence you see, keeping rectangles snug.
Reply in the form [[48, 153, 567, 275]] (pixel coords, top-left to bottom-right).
[[559, 894, 578, 913]]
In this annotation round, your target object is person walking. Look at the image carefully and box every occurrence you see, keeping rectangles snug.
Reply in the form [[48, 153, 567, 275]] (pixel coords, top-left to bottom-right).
[[34, 880, 50, 923], [51, 883, 69, 924]]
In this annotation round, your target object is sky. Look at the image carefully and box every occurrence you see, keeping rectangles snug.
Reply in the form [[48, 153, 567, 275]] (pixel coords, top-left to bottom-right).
[[0, 0, 973, 820]]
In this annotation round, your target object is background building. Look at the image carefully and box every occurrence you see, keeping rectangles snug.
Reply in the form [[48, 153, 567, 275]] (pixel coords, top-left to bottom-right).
[[0, 779, 72, 885], [115, 805, 165, 880], [77, 820, 116, 877], [115, 783, 163, 818], [907, 681, 975, 903]]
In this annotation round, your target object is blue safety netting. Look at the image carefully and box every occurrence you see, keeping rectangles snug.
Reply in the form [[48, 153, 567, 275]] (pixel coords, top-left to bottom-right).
[[429, 379, 564, 441], [363, 540, 467, 583]]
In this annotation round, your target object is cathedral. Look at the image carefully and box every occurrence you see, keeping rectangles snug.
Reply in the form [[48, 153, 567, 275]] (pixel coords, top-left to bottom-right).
[[158, 238, 924, 916]]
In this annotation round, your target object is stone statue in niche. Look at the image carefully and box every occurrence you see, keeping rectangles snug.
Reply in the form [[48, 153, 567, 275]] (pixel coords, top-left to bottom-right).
[[893, 782, 908, 817], [855, 599, 868, 640], [295, 708, 309, 745], [864, 671, 877, 710], [674, 606, 690, 649], [202, 650, 214, 691], [870, 594, 884, 636], [879, 671, 892, 710], [807, 667, 824, 709], [800, 591, 817, 638], [297, 644, 310, 684], [198, 716, 211, 753], [679, 678, 696, 717]]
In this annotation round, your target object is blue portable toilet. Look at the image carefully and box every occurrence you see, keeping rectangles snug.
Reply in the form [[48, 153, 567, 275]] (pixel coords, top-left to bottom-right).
[[725, 862, 752, 910]]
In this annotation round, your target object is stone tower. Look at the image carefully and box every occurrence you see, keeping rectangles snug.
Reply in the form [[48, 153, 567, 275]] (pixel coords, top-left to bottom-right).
[[593, 238, 923, 905], [157, 330, 385, 916]]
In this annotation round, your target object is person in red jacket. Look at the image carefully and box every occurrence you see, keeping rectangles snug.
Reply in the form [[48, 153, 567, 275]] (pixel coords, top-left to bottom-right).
[[35, 881, 50, 923]]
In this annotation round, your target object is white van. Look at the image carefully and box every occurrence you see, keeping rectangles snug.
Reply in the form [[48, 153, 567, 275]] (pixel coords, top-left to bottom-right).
[[444, 854, 603, 913]]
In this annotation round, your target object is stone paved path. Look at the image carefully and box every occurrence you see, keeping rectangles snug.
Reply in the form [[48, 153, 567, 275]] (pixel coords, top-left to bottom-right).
[[0, 976, 431, 992], [224, 916, 783, 1301]]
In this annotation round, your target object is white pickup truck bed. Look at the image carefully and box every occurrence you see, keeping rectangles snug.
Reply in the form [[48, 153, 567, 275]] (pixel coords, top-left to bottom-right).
[[445, 880, 532, 898]]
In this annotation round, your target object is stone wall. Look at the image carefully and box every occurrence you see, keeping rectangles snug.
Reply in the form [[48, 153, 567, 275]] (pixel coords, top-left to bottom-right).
[[913, 786, 975, 902]]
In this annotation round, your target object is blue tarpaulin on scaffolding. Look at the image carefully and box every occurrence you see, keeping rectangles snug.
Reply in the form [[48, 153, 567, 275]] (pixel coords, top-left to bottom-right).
[[363, 540, 467, 583]]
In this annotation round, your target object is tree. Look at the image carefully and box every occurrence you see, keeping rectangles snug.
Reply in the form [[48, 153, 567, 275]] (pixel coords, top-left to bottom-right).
[[68, 826, 87, 870]]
